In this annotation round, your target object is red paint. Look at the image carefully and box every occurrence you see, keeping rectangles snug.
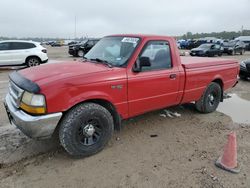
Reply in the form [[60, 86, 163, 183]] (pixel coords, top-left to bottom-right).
[[19, 34, 239, 119]]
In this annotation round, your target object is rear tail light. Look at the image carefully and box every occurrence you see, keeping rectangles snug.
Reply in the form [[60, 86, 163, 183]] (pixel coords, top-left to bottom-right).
[[42, 49, 47, 53]]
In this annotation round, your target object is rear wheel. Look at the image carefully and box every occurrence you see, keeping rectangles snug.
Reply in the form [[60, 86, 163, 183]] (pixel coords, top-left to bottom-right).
[[59, 103, 114, 157], [195, 82, 222, 113], [26, 57, 41, 67]]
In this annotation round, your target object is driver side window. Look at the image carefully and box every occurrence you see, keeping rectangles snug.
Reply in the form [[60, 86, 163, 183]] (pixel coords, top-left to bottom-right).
[[139, 41, 172, 71]]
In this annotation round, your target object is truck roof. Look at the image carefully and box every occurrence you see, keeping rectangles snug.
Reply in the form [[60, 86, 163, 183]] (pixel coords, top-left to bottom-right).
[[107, 34, 174, 40], [181, 56, 238, 69]]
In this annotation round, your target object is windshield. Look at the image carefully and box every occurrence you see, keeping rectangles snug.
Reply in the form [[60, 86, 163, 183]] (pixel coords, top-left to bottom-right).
[[84, 36, 140, 67], [198, 44, 212, 49]]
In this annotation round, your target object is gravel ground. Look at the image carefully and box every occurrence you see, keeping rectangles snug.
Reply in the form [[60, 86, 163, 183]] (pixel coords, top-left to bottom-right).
[[0, 46, 250, 188]]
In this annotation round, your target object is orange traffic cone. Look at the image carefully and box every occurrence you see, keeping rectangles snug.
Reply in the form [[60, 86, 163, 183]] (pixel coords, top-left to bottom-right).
[[215, 132, 240, 173]]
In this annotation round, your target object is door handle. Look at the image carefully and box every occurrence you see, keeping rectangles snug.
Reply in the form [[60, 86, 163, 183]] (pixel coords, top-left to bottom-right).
[[169, 74, 177, 79]]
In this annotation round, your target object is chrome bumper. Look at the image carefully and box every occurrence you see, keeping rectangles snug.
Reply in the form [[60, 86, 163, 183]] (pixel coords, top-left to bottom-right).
[[4, 93, 62, 139]]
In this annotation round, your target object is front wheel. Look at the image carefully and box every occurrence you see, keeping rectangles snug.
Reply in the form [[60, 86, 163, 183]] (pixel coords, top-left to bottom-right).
[[59, 103, 114, 157], [195, 82, 222, 113], [77, 50, 84, 57]]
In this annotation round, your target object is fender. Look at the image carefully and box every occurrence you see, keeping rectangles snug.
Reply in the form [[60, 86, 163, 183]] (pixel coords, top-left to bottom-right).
[[65, 90, 116, 111]]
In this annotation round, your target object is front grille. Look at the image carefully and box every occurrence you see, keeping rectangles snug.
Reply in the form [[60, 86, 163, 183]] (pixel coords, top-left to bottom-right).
[[9, 81, 24, 108]]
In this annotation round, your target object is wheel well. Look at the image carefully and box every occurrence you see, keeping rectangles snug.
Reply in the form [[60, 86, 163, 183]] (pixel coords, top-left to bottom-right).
[[87, 99, 122, 131], [25, 56, 41, 64], [66, 99, 122, 131], [212, 79, 224, 101]]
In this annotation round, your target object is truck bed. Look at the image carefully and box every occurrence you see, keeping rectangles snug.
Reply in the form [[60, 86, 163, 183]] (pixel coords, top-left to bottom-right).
[[180, 56, 239, 104], [181, 56, 238, 69]]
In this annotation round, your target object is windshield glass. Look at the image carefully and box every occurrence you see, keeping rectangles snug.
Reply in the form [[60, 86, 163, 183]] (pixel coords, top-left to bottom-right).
[[199, 44, 211, 49], [84, 36, 140, 67]]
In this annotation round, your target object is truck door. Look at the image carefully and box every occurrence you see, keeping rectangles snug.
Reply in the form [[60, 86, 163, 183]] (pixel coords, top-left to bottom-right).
[[127, 41, 180, 117]]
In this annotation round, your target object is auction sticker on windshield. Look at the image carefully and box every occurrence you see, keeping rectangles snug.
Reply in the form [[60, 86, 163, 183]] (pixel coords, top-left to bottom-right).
[[122, 37, 139, 44]]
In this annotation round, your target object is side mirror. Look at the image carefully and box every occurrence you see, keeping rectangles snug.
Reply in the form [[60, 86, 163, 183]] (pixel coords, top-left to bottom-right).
[[133, 56, 151, 72]]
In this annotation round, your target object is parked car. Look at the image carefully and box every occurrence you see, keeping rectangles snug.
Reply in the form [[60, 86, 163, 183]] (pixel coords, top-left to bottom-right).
[[50, 41, 62, 47], [4, 34, 239, 157], [68, 38, 100, 57], [67, 41, 78, 46], [222, 40, 245, 55], [0, 40, 48, 67], [235, 36, 250, 51], [239, 59, 250, 80], [190, 43, 222, 57]]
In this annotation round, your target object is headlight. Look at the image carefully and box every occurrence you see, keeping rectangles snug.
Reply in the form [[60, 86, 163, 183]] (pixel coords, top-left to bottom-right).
[[20, 91, 46, 114], [228, 47, 233, 50], [240, 61, 246, 68]]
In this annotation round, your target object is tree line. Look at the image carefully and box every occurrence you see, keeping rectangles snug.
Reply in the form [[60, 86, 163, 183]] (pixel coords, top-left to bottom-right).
[[180, 30, 250, 40]]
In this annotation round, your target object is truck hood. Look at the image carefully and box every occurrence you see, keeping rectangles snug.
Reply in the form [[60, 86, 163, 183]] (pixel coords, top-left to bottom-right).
[[19, 61, 118, 86]]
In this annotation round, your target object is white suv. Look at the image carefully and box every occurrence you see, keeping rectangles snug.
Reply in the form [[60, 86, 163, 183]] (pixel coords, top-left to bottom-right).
[[0, 40, 48, 67]]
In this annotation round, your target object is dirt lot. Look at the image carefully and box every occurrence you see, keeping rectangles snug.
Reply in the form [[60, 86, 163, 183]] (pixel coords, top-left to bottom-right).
[[0, 46, 250, 188]]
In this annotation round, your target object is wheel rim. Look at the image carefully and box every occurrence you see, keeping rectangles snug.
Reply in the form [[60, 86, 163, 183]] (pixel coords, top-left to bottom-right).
[[78, 50, 84, 57], [77, 118, 102, 146], [28, 58, 39, 66], [208, 92, 217, 106]]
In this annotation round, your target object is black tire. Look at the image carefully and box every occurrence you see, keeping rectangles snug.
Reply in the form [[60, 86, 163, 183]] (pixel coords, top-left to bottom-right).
[[26, 57, 41, 67], [77, 50, 84, 57], [218, 52, 222, 56], [240, 49, 244, 55], [239, 74, 247, 80], [59, 103, 114, 157], [195, 82, 222, 113]]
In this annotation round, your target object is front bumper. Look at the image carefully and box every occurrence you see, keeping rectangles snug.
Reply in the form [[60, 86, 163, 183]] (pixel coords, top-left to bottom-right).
[[223, 48, 233, 54], [4, 93, 62, 139]]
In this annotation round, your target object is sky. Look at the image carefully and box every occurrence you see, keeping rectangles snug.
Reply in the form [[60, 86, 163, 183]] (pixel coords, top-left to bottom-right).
[[0, 0, 250, 38]]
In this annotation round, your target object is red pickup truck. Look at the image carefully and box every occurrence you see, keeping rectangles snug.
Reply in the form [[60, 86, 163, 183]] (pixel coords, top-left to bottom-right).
[[4, 34, 239, 157]]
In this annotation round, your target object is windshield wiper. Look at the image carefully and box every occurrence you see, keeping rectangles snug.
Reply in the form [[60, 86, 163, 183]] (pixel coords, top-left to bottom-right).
[[90, 58, 113, 68]]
